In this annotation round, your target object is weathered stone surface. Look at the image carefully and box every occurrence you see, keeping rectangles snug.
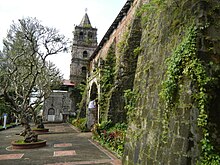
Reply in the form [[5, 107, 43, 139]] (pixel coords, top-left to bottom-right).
[[43, 91, 75, 122], [70, 13, 97, 85], [74, 0, 220, 164], [122, 0, 220, 164]]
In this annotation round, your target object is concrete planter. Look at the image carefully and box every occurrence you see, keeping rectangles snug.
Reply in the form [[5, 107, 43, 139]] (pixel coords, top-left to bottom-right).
[[32, 128, 49, 134], [11, 140, 47, 149]]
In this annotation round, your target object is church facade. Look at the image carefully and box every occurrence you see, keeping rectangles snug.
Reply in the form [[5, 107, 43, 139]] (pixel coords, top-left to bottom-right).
[[43, 80, 75, 122]]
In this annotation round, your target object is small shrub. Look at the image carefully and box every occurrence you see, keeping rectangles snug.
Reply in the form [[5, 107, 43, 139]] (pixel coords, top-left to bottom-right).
[[72, 118, 89, 132]]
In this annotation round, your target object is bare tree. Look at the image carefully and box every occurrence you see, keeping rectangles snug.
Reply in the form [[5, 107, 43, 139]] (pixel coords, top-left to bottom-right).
[[0, 17, 68, 142]]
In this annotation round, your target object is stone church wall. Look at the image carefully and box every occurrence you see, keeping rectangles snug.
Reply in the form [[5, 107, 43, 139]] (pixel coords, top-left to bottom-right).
[[43, 91, 75, 122], [85, 0, 220, 164], [122, 0, 220, 164]]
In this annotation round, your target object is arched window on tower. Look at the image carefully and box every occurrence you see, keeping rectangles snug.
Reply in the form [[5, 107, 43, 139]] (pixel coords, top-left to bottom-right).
[[79, 32, 84, 40], [82, 66, 87, 75], [83, 51, 88, 58], [88, 32, 93, 39]]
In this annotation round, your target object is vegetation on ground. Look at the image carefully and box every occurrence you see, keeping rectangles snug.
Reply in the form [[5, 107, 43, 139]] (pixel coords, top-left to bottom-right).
[[71, 118, 89, 132], [92, 121, 127, 157], [14, 139, 45, 144], [0, 123, 17, 129]]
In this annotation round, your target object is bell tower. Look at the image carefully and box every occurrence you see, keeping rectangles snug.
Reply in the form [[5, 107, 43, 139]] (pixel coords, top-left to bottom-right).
[[70, 11, 97, 85]]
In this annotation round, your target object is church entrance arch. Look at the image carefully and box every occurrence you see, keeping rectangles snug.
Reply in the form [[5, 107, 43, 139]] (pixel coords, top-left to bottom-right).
[[87, 82, 98, 129], [48, 108, 55, 122], [90, 82, 98, 100]]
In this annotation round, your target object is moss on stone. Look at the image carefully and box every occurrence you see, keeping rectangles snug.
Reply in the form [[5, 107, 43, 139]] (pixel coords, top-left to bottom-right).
[[123, 0, 220, 164]]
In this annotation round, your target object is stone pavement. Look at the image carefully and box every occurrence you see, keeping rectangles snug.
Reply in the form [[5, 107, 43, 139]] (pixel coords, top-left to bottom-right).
[[0, 123, 122, 165]]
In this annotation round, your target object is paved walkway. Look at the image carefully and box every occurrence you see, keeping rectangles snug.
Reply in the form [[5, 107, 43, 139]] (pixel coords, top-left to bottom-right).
[[0, 123, 122, 165]]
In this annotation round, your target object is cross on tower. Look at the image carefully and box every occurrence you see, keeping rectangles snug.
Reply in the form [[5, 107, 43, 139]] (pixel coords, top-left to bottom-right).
[[85, 8, 88, 13]]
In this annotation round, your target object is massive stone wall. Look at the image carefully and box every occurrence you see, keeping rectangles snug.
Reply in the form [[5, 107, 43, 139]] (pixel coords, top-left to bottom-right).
[[123, 0, 220, 164], [84, 0, 220, 163]]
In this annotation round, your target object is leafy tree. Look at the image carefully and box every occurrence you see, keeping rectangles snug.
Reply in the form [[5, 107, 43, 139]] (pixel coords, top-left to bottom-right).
[[0, 50, 13, 125], [0, 17, 68, 142]]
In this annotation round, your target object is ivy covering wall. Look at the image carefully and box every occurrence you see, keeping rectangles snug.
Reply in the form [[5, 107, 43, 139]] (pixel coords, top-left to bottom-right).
[[99, 44, 116, 122], [123, 0, 220, 164], [107, 15, 142, 124]]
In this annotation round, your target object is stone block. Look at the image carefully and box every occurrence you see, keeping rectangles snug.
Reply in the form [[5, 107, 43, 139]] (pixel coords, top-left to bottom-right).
[[179, 123, 190, 138]]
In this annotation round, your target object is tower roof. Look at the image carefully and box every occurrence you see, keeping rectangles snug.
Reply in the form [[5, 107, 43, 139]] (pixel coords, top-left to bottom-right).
[[79, 13, 92, 28]]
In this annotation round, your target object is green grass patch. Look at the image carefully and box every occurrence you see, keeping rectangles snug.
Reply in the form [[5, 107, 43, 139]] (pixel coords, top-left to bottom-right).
[[0, 123, 16, 129], [14, 139, 45, 144]]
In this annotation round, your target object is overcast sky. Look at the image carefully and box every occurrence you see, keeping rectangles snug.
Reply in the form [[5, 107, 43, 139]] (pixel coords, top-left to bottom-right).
[[0, 0, 127, 79]]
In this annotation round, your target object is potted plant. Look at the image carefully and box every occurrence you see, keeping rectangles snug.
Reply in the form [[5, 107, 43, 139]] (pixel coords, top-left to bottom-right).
[[11, 118, 46, 149], [32, 117, 49, 134]]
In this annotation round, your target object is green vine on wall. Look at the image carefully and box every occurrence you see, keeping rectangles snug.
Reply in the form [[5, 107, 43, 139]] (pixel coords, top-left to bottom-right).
[[99, 45, 116, 122], [73, 83, 87, 118], [160, 25, 220, 164], [124, 89, 138, 121]]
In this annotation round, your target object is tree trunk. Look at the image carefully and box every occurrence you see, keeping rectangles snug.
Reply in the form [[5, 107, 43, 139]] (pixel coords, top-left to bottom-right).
[[20, 115, 38, 143]]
